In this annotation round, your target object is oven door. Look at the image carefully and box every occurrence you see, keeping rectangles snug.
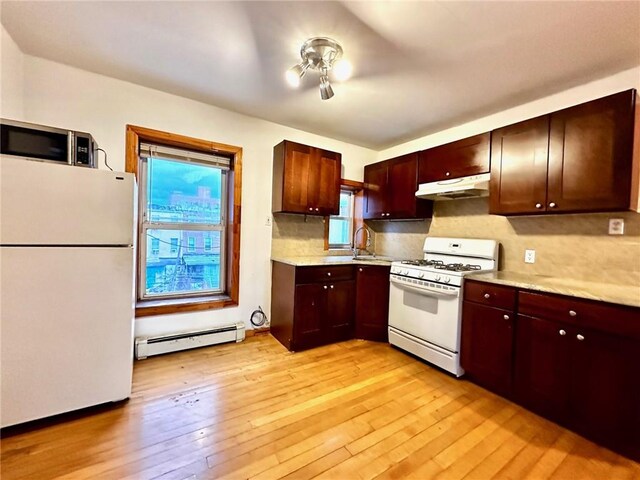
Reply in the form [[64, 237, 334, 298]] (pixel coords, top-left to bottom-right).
[[1, 120, 72, 165], [388, 278, 462, 352]]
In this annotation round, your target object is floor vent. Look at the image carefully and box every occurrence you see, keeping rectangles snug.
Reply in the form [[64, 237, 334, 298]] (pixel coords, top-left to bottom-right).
[[135, 323, 245, 359]]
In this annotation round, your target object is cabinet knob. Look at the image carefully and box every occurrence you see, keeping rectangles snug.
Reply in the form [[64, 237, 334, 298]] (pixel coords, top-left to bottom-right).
[[330, 285, 334, 289], [569, 310, 577, 317], [359, 268, 363, 272], [309, 207, 313, 211], [315, 208, 319, 211], [503, 314, 510, 320], [327, 272, 331, 276], [484, 293, 490, 299], [445, 172, 450, 177], [549, 202, 557, 208], [323, 285, 328, 290], [559, 329, 567, 336], [535, 203, 542, 209], [576, 334, 585, 341]]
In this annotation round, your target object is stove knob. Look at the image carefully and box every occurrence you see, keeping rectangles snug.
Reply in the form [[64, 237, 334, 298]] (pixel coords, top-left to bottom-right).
[[435, 275, 441, 282], [444, 278, 451, 283], [418, 272, 425, 279]]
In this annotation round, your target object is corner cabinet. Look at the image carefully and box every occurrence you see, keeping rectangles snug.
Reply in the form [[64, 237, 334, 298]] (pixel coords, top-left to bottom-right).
[[363, 153, 433, 220], [272, 140, 341, 216], [490, 89, 636, 215]]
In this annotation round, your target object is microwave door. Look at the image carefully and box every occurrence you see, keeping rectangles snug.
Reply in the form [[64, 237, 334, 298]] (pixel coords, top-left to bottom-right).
[[0, 122, 72, 165]]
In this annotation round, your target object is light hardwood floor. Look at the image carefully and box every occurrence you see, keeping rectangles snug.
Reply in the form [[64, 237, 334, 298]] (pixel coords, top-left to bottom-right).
[[2, 334, 639, 479]]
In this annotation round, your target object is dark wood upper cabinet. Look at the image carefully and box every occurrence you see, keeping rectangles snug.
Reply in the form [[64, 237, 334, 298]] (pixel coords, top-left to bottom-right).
[[355, 265, 391, 342], [363, 153, 433, 220], [272, 140, 341, 216], [547, 90, 636, 212], [490, 116, 551, 215], [490, 90, 636, 215], [418, 132, 490, 183]]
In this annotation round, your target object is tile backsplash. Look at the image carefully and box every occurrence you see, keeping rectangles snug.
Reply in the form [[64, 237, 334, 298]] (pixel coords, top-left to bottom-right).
[[271, 199, 640, 287]]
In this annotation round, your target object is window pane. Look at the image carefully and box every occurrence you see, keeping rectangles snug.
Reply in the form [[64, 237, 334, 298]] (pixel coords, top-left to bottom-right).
[[147, 157, 222, 224], [329, 218, 350, 246], [338, 192, 351, 217], [145, 229, 221, 296]]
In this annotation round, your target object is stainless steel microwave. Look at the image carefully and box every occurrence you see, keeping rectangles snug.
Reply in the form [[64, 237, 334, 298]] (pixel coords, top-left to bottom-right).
[[0, 118, 98, 168]]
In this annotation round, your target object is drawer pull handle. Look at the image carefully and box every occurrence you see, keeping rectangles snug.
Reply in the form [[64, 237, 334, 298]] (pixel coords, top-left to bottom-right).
[[503, 314, 510, 320], [577, 334, 585, 341], [559, 329, 567, 336], [569, 310, 577, 317], [484, 293, 490, 299], [327, 272, 331, 276]]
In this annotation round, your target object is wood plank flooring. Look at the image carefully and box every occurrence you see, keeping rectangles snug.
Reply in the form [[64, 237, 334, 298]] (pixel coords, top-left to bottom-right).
[[2, 334, 639, 479]]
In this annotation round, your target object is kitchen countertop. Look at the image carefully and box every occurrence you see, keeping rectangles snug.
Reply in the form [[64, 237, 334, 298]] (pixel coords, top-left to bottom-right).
[[468, 271, 640, 309], [271, 255, 395, 267]]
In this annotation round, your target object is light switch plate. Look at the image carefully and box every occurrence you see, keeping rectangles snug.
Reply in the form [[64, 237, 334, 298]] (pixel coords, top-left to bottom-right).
[[524, 249, 536, 264], [608, 218, 624, 235], [265, 215, 272, 227]]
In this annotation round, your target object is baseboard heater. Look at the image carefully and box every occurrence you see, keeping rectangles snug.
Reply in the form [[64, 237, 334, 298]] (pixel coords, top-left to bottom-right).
[[135, 322, 245, 359]]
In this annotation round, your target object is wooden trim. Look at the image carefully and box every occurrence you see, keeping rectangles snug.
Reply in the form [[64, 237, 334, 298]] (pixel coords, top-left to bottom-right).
[[125, 125, 242, 317], [630, 99, 640, 212], [323, 216, 330, 251], [245, 327, 270, 337], [340, 178, 364, 191]]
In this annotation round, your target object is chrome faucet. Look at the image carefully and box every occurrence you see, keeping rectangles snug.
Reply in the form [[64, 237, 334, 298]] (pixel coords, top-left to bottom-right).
[[352, 225, 373, 258]]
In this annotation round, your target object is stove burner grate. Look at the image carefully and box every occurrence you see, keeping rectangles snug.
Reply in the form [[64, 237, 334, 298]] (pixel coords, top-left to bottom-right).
[[400, 260, 444, 267], [434, 263, 482, 272]]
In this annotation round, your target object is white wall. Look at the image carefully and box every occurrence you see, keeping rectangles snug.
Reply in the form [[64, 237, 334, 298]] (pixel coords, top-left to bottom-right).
[[0, 25, 23, 118], [18, 54, 376, 338], [377, 67, 640, 161]]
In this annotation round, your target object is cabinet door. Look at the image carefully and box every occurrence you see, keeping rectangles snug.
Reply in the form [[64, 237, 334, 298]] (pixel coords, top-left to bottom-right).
[[548, 90, 635, 213], [418, 133, 490, 183], [293, 283, 326, 351], [325, 281, 355, 343], [309, 148, 341, 216], [282, 142, 313, 214], [489, 116, 550, 215], [460, 301, 514, 397], [514, 315, 573, 422], [388, 153, 420, 218], [363, 161, 389, 219], [570, 327, 640, 453], [355, 266, 390, 342]]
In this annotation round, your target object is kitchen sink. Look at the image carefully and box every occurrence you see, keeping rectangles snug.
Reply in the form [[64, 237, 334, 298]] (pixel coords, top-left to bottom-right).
[[352, 255, 392, 262]]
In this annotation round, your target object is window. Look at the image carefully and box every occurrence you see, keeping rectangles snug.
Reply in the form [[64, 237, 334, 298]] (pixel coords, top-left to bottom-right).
[[328, 190, 354, 249], [126, 125, 242, 317]]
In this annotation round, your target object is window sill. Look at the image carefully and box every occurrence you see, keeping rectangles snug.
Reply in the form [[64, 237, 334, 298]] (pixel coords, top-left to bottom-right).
[[135, 294, 236, 317]]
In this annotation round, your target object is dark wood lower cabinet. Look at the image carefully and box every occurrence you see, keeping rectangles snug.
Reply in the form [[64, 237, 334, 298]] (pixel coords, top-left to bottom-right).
[[462, 280, 640, 461], [355, 265, 390, 342], [460, 301, 514, 397], [271, 262, 389, 351]]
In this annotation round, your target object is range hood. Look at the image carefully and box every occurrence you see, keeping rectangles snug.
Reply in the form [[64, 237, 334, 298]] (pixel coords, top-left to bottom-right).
[[415, 173, 490, 201]]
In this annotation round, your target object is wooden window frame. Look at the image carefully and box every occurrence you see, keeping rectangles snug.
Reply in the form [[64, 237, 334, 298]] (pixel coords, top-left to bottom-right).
[[324, 179, 365, 251], [126, 125, 242, 317]]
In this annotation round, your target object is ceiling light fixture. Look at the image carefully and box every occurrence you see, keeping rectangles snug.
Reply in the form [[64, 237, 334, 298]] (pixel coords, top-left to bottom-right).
[[285, 37, 351, 100]]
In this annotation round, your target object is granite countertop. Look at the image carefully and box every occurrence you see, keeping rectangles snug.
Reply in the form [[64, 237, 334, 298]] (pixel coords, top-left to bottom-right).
[[271, 255, 395, 267], [468, 271, 640, 309]]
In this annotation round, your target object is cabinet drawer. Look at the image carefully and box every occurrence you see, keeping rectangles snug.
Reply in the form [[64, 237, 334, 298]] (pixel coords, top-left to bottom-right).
[[519, 291, 640, 339], [464, 280, 516, 310], [296, 265, 354, 284]]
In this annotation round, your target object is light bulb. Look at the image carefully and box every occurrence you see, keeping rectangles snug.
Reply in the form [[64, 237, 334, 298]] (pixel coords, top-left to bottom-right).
[[332, 59, 352, 82], [285, 62, 308, 88]]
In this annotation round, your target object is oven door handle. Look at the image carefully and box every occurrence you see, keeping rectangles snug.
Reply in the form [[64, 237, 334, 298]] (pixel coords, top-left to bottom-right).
[[390, 278, 459, 297]]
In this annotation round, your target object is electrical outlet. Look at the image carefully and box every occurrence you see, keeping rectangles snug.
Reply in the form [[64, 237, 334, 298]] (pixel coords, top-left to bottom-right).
[[265, 215, 272, 227], [524, 249, 536, 264], [608, 218, 624, 235]]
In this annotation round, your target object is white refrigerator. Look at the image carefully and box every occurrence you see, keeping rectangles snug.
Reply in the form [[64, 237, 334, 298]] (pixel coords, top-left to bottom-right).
[[0, 156, 136, 428]]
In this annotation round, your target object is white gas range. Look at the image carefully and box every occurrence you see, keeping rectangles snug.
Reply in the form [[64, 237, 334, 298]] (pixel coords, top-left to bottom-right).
[[388, 237, 499, 376]]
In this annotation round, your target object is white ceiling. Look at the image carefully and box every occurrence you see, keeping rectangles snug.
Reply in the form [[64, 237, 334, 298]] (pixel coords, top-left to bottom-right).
[[2, 1, 639, 149]]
